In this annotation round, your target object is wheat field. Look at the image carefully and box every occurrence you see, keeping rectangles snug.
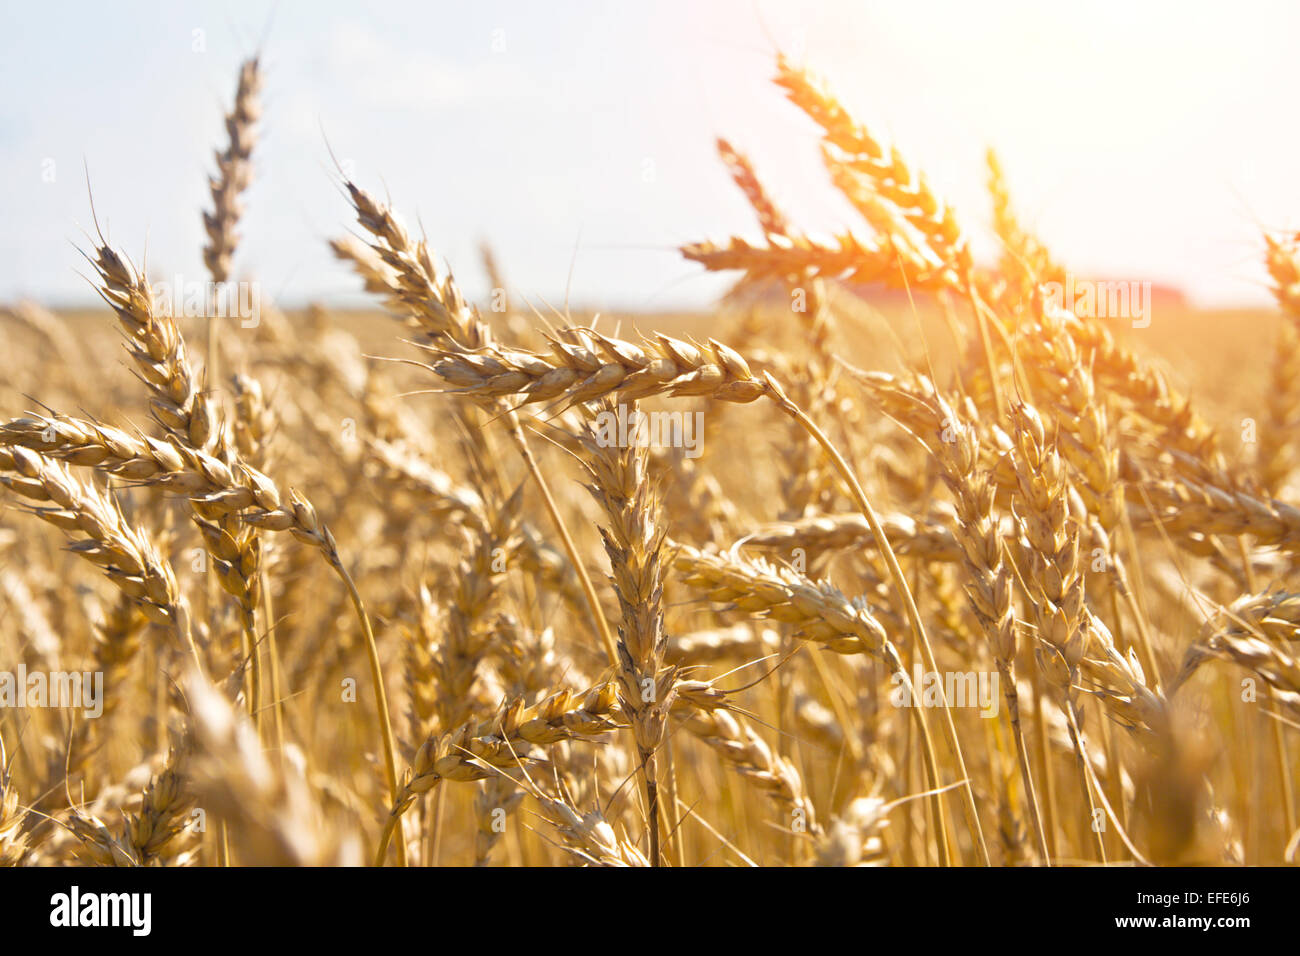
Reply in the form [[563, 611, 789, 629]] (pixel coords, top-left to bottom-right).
[[1, 50, 1297, 869]]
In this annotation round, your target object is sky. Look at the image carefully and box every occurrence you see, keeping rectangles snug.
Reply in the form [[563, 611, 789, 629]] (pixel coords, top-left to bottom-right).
[[1, 0, 1297, 312]]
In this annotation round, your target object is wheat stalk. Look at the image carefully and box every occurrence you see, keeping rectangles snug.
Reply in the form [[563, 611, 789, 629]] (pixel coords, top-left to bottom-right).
[[0, 445, 200, 668], [202, 56, 262, 384], [578, 403, 676, 864]]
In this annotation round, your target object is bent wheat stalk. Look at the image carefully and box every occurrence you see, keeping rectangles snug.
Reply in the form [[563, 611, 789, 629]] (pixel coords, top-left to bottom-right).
[[422, 323, 989, 863], [1, 413, 405, 865], [335, 181, 619, 668], [0, 446, 201, 672]]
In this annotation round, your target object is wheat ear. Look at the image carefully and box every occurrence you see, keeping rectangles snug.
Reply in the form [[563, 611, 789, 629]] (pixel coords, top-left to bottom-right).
[[578, 403, 676, 864], [202, 55, 262, 383], [0, 446, 201, 671]]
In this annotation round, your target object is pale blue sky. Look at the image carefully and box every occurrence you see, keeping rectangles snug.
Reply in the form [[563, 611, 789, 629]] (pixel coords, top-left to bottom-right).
[[2, 1, 1297, 310]]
